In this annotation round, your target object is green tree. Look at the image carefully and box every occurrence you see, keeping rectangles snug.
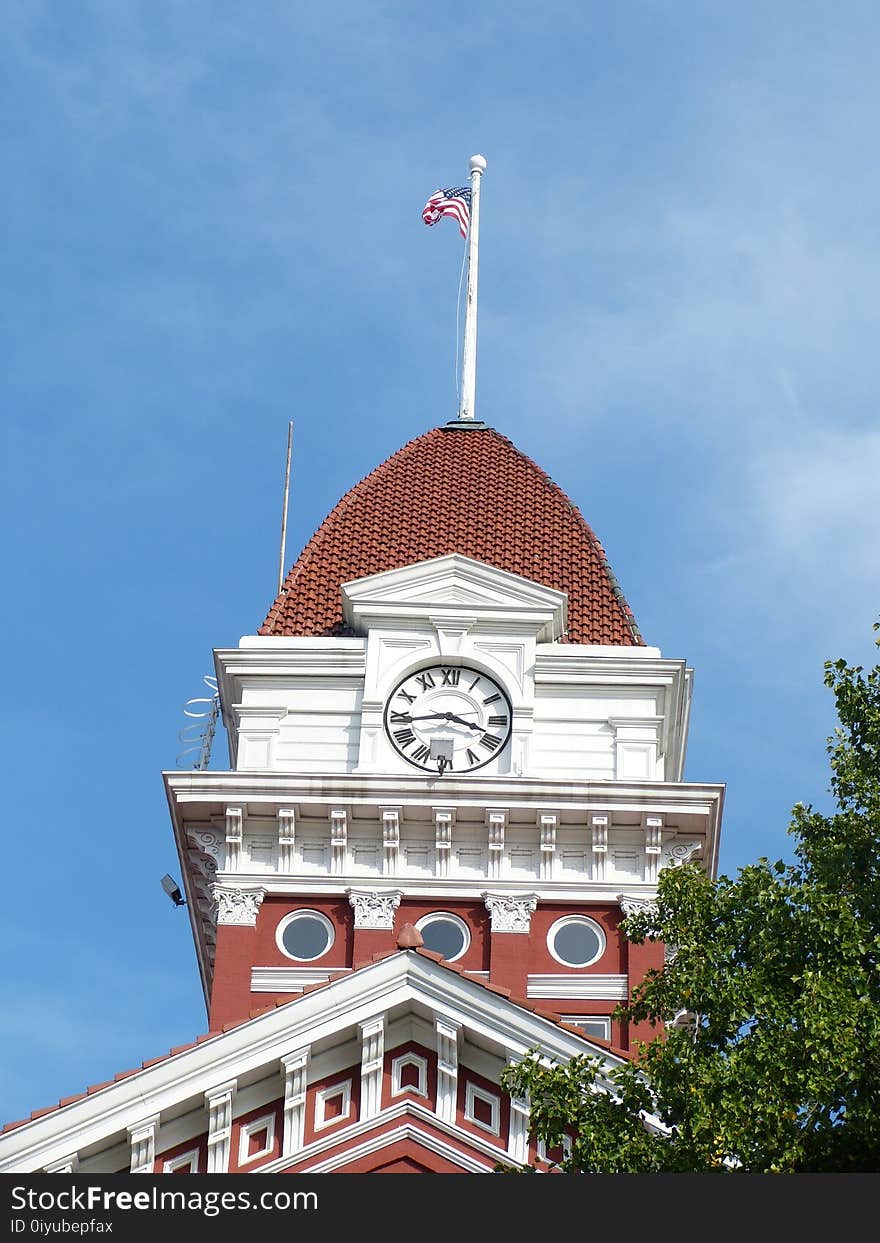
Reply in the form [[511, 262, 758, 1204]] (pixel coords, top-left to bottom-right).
[[503, 624, 880, 1172]]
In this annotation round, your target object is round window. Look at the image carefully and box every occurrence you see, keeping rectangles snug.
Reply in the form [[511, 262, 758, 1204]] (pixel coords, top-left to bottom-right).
[[276, 910, 335, 962], [547, 916, 604, 968], [415, 913, 470, 962]]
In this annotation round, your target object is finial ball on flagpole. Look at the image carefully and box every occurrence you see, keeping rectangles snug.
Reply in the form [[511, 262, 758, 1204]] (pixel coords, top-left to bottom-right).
[[469, 154, 487, 173]]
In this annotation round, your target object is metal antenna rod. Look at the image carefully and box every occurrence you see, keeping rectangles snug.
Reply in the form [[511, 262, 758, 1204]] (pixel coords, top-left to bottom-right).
[[277, 420, 294, 596]]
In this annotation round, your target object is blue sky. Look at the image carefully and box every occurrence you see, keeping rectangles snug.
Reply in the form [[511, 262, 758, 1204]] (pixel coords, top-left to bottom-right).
[[2, 1, 878, 1125]]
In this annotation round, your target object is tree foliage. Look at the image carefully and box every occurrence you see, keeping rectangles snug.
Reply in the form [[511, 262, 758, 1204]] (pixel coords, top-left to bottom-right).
[[503, 624, 880, 1171]]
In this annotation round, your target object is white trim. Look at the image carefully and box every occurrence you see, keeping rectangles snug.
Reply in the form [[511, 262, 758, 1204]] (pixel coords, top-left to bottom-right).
[[163, 1147, 200, 1174], [251, 966, 351, 992], [536, 1133, 572, 1167], [301, 1119, 493, 1174], [464, 1082, 500, 1136], [314, 1081, 352, 1132], [0, 951, 629, 1173], [415, 912, 470, 962], [527, 974, 628, 1000], [275, 910, 335, 963], [267, 1100, 507, 1173], [391, 1053, 428, 1100], [546, 914, 606, 968], [237, 1113, 276, 1167]]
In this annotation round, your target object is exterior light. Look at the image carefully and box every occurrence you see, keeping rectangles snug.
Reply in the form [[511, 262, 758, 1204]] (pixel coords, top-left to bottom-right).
[[161, 874, 185, 907]]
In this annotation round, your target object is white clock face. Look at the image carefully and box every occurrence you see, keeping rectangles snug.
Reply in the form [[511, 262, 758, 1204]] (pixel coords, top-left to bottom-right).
[[384, 664, 512, 773]]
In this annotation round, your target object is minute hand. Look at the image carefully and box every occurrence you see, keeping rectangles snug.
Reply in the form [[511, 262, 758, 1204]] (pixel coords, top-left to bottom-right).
[[407, 711, 484, 730]]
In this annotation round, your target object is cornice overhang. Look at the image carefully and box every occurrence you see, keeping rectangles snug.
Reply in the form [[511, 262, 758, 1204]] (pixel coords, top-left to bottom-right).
[[340, 554, 568, 642], [165, 768, 724, 1004]]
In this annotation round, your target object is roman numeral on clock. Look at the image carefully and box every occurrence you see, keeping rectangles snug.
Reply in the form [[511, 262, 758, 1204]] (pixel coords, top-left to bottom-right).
[[390, 711, 410, 723], [483, 693, 502, 705], [488, 714, 507, 727], [440, 668, 460, 686], [393, 728, 416, 747], [416, 671, 436, 691], [398, 690, 416, 705], [466, 748, 480, 766], [411, 744, 431, 763], [480, 733, 502, 752]]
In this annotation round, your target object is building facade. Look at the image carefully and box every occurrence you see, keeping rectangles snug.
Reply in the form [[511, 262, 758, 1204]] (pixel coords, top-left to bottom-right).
[[0, 422, 723, 1174]]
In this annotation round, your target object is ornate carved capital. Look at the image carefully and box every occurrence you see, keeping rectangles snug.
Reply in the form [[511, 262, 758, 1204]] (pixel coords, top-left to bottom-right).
[[212, 885, 265, 926], [617, 894, 659, 919], [483, 891, 538, 933], [347, 888, 403, 930]]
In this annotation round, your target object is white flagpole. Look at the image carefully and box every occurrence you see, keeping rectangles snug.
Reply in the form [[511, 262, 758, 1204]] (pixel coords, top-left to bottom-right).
[[458, 154, 487, 421]]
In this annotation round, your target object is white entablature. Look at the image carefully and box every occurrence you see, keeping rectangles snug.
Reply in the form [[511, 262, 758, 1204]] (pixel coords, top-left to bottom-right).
[[214, 556, 693, 784]]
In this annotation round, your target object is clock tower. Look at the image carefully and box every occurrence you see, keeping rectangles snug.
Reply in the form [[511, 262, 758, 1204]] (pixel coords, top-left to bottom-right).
[[0, 418, 724, 1176]]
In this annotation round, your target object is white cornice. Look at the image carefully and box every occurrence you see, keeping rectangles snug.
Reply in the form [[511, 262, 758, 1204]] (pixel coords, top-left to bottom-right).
[[164, 769, 725, 814], [0, 952, 623, 1174]]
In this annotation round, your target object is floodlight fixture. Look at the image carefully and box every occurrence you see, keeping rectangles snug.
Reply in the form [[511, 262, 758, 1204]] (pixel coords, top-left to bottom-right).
[[161, 873, 186, 907]]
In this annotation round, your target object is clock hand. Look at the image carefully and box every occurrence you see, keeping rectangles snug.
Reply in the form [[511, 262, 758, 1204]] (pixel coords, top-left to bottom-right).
[[398, 711, 484, 729], [426, 711, 485, 730]]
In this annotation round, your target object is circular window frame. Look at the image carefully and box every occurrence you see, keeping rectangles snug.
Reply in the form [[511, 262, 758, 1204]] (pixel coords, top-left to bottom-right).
[[546, 915, 605, 968], [415, 912, 471, 963], [276, 909, 336, 963]]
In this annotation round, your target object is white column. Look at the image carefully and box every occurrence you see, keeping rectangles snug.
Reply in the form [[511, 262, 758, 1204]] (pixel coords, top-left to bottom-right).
[[329, 808, 347, 875], [278, 807, 296, 873], [645, 816, 663, 884], [486, 808, 506, 881], [433, 807, 454, 878], [506, 1058, 531, 1166], [435, 1018, 461, 1124], [591, 814, 608, 882], [127, 1115, 159, 1174], [381, 808, 400, 875], [538, 811, 558, 882], [281, 1048, 310, 1158], [224, 806, 243, 871], [458, 154, 488, 422], [205, 1081, 236, 1174], [359, 1017, 385, 1120]]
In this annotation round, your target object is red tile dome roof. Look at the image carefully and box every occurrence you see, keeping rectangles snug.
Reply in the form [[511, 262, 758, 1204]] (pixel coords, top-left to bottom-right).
[[260, 425, 642, 645]]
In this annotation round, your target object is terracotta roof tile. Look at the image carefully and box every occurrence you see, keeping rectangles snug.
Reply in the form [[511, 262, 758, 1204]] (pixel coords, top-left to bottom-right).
[[260, 426, 642, 645]]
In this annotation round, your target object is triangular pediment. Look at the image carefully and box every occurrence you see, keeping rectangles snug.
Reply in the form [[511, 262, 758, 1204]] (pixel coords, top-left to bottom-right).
[[0, 951, 623, 1174], [341, 555, 567, 640]]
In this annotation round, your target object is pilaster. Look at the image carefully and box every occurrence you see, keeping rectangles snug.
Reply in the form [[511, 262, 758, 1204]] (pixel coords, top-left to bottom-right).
[[205, 1080, 237, 1174], [127, 1114, 159, 1174], [435, 1018, 461, 1125], [281, 1048, 310, 1158]]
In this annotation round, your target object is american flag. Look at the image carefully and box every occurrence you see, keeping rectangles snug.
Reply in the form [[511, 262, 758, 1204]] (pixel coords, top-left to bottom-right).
[[422, 186, 472, 239]]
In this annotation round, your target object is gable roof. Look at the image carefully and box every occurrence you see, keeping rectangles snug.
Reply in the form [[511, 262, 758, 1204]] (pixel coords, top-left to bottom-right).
[[260, 426, 642, 645], [0, 948, 629, 1170]]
